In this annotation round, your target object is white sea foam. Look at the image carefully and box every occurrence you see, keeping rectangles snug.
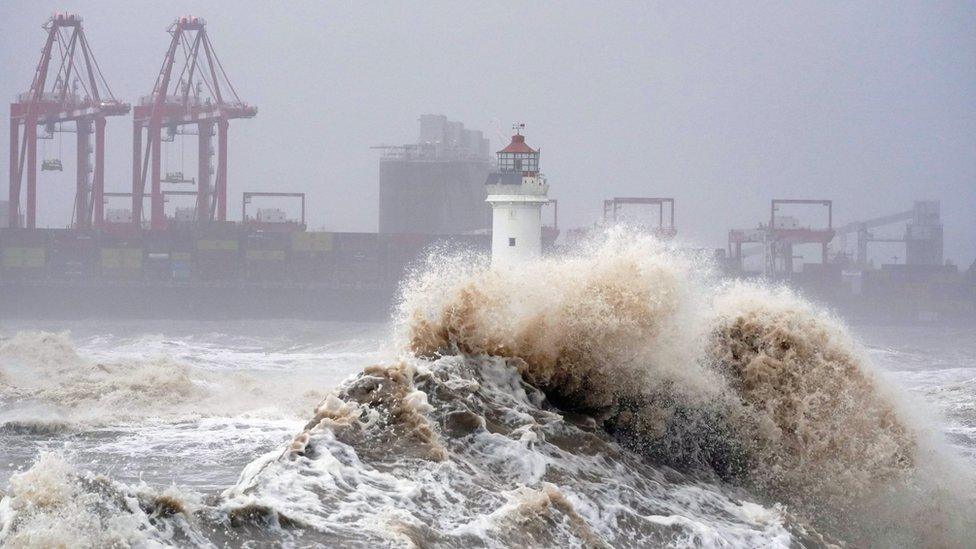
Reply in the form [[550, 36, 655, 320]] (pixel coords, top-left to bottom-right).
[[0, 452, 205, 548], [0, 330, 328, 427]]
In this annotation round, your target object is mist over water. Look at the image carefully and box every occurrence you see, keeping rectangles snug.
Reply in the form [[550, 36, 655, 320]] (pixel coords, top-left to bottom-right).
[[1, 230, 974, 547]]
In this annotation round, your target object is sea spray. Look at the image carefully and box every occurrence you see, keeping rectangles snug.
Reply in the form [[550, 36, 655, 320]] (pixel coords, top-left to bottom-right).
[[401, 228, 973, 545], [402, 229, 716, 412]]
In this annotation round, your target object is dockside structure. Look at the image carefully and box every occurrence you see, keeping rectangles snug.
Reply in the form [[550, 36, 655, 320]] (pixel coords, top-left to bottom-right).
[[0, 226, 489, 319], [377, 115, 492, 235]]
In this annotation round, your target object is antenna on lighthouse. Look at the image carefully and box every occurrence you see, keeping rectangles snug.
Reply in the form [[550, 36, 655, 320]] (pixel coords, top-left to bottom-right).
[[512, 122, 525, 135]]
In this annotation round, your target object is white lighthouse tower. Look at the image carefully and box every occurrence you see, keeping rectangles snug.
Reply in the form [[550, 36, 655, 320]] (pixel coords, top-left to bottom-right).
[[486, 125, 550, 266]]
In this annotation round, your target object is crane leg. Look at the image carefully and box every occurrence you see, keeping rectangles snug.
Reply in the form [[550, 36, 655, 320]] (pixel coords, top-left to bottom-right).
[[8, 119, 19, 228], [26, 123, 36, 229]]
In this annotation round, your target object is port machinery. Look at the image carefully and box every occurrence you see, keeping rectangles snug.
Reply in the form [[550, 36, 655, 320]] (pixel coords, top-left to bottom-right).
[[8, 13, 130, 230], [242, 192, 307, 232], [603, 197, 676, 240], [132, 15, 256, 231], [729, 199, 834, 276]]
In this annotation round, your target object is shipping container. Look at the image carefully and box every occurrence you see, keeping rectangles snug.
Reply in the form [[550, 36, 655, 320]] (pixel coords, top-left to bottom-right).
[[291, 231, 333, 253], [334, 232, 380, 254], [2, 246, 46, 268], [171, 252, 193, 280], [197, 239, 239, 251], [245, 249, 286, 261], [100, 248, 143, 268], [143, 252, 171, 281], [49, 235, 97, 279]]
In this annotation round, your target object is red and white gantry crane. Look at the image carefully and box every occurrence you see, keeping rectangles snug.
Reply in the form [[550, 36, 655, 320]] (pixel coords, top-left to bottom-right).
[[132, 15, 256, 230], [8, 13, 130, 229]]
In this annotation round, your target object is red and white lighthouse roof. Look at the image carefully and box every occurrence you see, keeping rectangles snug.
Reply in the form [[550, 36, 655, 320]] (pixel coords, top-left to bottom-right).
[[498, 134, 537, 154]]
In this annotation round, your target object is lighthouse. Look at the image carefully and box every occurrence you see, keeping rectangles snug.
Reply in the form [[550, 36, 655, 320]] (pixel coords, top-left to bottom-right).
[[486, 125, 550, 266]]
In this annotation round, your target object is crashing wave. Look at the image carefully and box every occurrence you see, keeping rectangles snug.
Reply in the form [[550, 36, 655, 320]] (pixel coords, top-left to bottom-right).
[[401, 230, 974, 545], [220, 355, 806, 547], [0, 452, 206, 547]]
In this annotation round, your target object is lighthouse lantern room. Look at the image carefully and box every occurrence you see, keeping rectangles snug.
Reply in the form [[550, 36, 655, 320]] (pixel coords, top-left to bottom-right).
[[496, 124, 540, 175]]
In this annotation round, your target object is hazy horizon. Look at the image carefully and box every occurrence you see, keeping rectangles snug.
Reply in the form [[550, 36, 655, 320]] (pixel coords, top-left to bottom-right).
[[2, 1, 973, 265]]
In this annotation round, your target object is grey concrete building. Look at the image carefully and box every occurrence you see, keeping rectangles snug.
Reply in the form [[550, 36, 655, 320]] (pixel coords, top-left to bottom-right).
[[377, 116, 492, 235]]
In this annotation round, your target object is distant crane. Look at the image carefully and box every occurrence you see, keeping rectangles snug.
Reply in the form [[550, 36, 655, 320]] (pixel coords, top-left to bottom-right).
[[132, 15, 256, 230], [729, 199, 833, 276], [832, 201, 942, 267], [8, 13, 130, 229], [603, 197, 676, 240], [833, 209, 914, 266], [731, 200, 943, 274]]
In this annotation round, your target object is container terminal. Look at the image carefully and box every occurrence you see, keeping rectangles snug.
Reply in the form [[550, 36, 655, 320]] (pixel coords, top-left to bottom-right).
[[2, 14, 974, 323]]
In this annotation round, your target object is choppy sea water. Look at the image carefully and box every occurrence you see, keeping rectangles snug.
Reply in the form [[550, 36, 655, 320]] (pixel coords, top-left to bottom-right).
[[0, 320, 390, 491], [0, 319, 972, 547], [858, 325, 976, 463]]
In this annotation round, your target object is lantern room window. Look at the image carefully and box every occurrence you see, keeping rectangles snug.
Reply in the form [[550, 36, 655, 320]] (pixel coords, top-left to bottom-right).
[[497, 133, 539, 175]]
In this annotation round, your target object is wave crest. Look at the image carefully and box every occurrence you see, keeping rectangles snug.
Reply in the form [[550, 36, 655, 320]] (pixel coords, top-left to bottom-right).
[[0, 452, 203, 547], [400, 230, 971, 544]]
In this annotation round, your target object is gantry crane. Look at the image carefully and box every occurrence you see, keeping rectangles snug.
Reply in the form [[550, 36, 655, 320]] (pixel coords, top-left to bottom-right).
[[729, 199, 834, 276], [832, 201, 942, 266], [834, 209, 913, 266], [768, 199, 834, 274], [603, 197, 676, 239], [8, 13, 130, 229], [132, 15, 256, 230]]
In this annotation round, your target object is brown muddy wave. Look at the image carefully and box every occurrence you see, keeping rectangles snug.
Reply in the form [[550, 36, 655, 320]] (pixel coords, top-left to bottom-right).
[[401, 230, 973, 546]]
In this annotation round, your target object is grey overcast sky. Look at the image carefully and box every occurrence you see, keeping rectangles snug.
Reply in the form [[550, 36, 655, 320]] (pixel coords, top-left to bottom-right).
[[2, 1, 974, 264]]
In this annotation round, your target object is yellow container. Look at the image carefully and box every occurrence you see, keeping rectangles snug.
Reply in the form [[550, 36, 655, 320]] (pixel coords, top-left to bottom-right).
[[101, 248, 142, 269], [197, 239, 239, 251], [2, 247, 45, 268], [291, 232, 332, 252]]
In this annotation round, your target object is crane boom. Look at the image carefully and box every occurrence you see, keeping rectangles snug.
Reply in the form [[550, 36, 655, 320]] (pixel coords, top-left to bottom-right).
[[834, 210, 913, 235]]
